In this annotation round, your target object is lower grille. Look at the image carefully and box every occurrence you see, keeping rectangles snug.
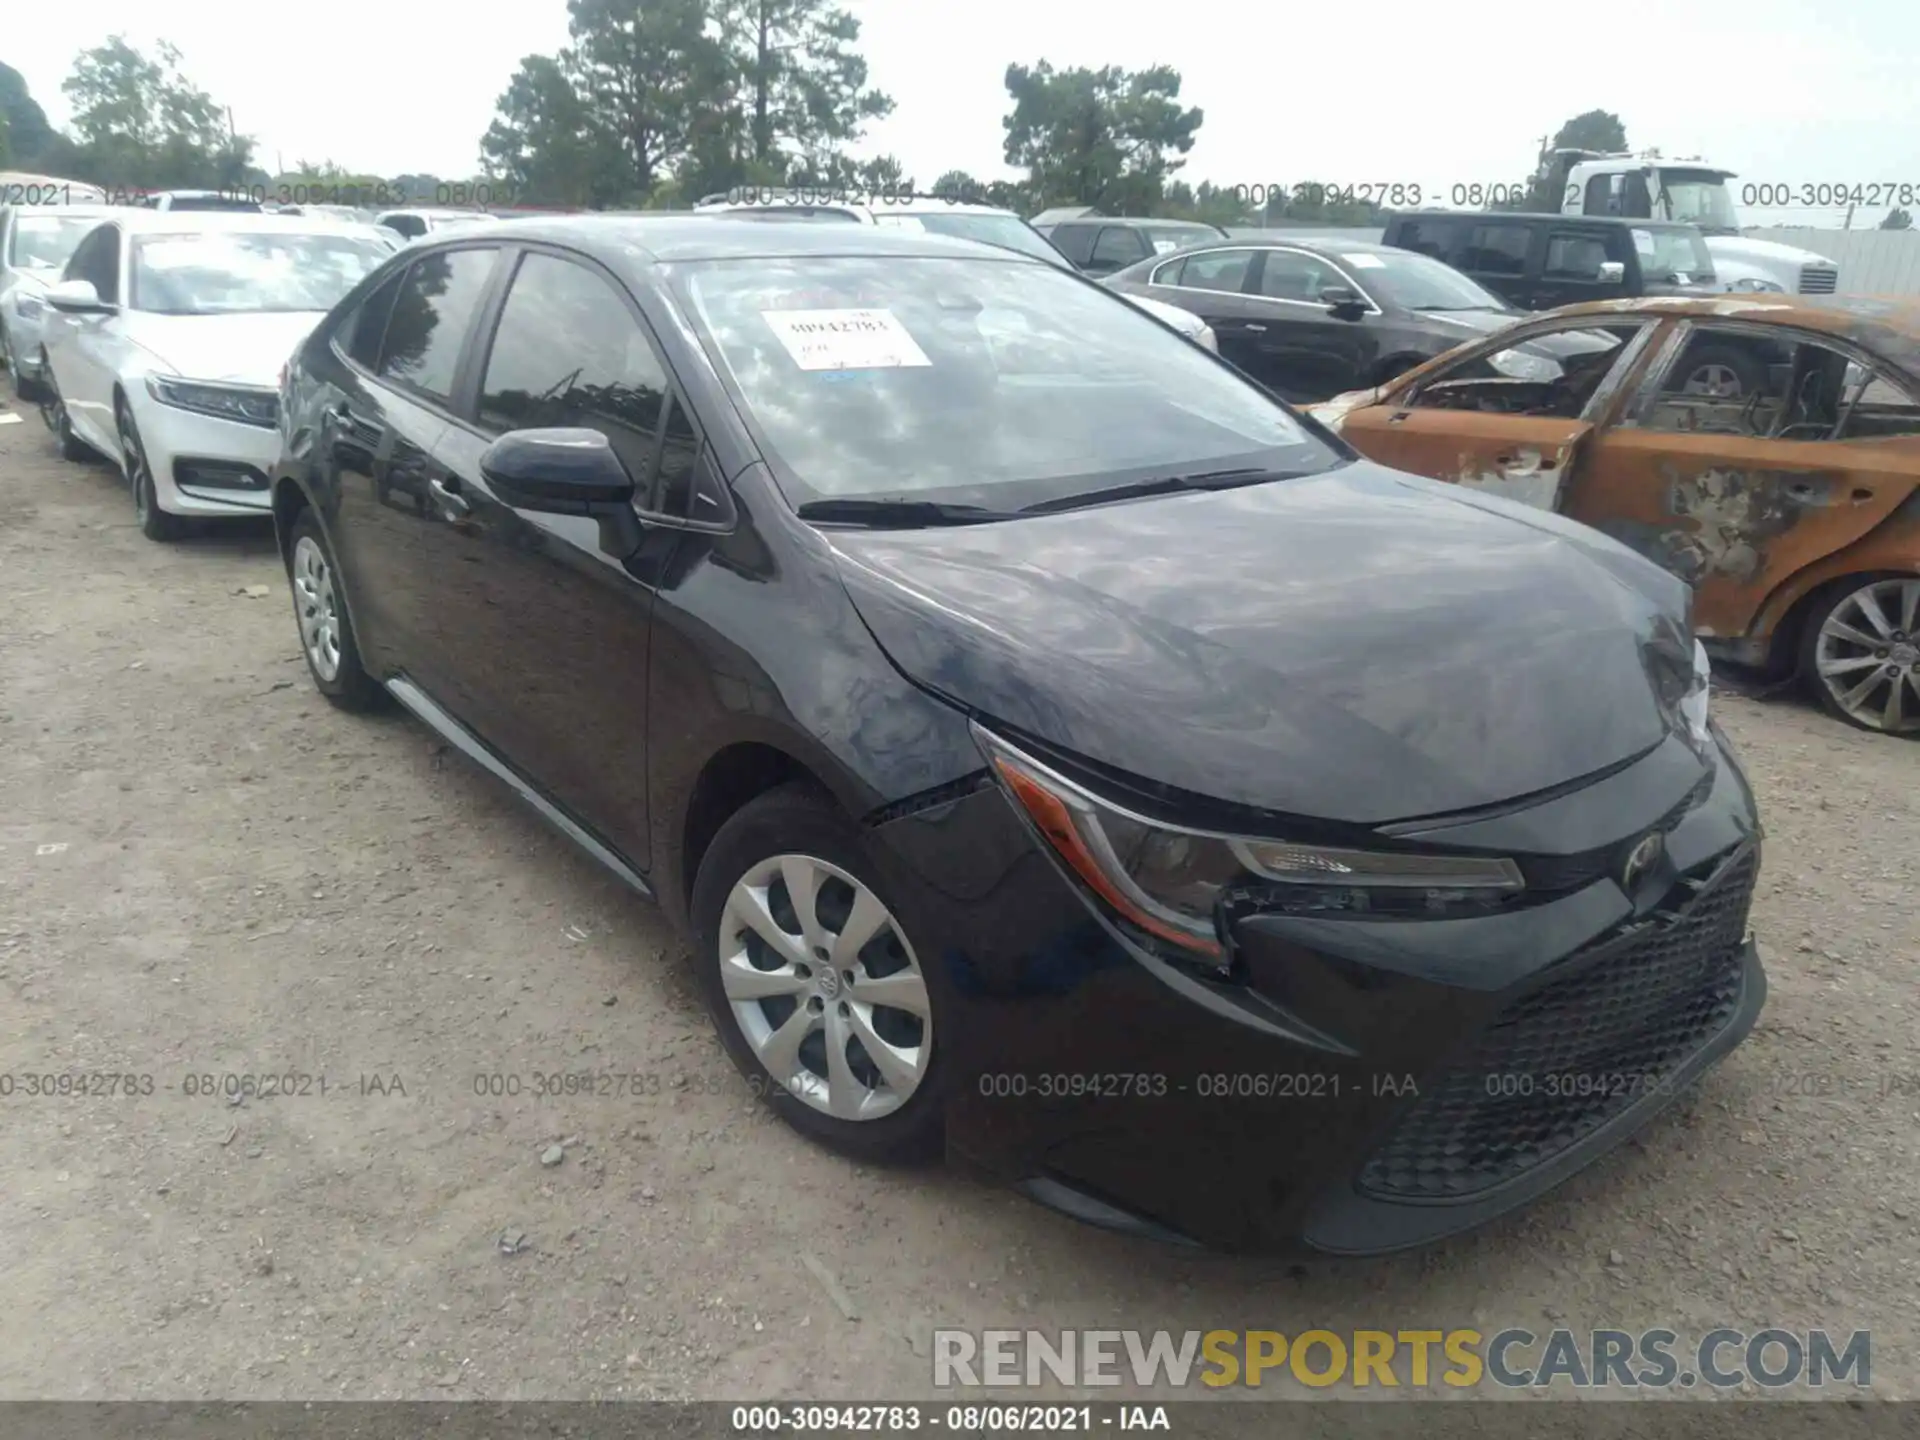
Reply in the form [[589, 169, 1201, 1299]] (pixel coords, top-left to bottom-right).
[[174, 459, 270, 493], [1360, 846, 1757, 1201], [1799, 266, 1838, 294]]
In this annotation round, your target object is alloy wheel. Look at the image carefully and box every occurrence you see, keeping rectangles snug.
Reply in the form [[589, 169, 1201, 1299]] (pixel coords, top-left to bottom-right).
[[1681, 363, 1743, 399], [1814, 578, 1920, 734], [292, 535, 343, 682], [717, 853, 932, 1121]]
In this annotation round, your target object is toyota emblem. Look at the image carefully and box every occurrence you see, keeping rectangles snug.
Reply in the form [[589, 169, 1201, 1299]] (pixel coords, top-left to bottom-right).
[[1621, 832, 1664, 890]]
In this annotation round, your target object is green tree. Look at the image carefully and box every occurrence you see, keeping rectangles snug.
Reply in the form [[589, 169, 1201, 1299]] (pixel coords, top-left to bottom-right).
[[1001, 62, 1202, 213], [481, 53, 623, 206], [60, 37, 253, 188], [719, 0, 892, 174], [1881, 207, 1912, 230], [566, 0, 716, 196], [0, 61, 56, 168], [931, 168, 979, 200]]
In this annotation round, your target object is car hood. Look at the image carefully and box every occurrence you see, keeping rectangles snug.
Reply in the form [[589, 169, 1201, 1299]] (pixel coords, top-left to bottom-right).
[[826, 463, 1692, 825], [1708, 235, 1836, 269], [1406, 307, 1522, 340], [120, 311, 327, 385], [1121, 291, 1208, 338]]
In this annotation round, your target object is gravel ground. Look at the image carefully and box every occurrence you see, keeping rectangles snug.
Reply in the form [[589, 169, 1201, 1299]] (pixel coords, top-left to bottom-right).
[[0, 388, 1916, 1404]]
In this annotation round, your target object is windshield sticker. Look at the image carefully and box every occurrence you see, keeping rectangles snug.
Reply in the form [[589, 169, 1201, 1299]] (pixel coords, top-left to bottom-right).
[[1632, 228, 1656, 255], [1151, 239, 1180, 253], [761, 308, 932, 371], [1342, 253, 1385, 268]]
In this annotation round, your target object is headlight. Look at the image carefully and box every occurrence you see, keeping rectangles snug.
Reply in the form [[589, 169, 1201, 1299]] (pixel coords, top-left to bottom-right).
[[1680, 639, 1712, 744], [974, 724, 1524, 972], [145, 375, 279, 428], [1197, 325, 1218, 353], [1486, 347, 1562, 382], [1729, 277, 1785, 293], [14, 294, 46, 320]]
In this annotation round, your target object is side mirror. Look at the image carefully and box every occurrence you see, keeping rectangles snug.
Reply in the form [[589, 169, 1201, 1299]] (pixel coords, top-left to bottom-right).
[[46, 279, 114, 314], [1320, 286, 1365, 315], [1596, 261, 1627, 284], [481, 428, 635, 511]]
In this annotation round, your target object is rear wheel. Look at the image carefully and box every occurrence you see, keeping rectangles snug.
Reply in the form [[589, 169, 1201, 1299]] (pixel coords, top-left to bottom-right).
[[39, 352, 92, 461], [118, 400, 188, 542], [1798, 574, 1920, 736], [691, 784, 946, 1162], [288, 509, 384, 711]]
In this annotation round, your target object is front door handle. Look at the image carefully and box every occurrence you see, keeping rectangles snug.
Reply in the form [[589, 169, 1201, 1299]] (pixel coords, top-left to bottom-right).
[[1244, 323, 1267, 333], [428, 475, 470, 519]]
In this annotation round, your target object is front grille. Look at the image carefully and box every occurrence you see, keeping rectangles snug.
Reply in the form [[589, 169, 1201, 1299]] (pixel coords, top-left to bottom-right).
[[1359, 846, 1757, 1201], [1519, 768, 1715, 894], [1799, 266, 1838, 294]]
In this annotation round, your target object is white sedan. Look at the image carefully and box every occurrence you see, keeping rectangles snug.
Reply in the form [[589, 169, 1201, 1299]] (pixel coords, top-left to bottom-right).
[[38, 211, 396, 539]]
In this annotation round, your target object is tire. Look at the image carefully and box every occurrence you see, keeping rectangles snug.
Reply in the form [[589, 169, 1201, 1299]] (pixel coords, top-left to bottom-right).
[[2, 325, 41, 403], [1675, 343, 1765, 401], [691, 782, 947, 1162], [287, 508, 385, 711], [1797, 573, 1920, 737], [40, 352, 93, 462], [117, 399, 189, 542]]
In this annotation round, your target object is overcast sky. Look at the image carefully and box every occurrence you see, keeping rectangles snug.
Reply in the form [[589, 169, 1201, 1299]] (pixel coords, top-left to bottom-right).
[[9, 0, 1917, 226]]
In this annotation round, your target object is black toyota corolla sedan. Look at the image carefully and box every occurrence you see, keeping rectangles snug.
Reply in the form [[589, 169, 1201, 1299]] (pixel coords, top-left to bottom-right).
[[269, 217, 1765, 1255]]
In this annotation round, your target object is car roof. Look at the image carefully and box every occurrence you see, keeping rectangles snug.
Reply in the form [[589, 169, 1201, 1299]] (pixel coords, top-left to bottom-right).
[[89, 210, 396, 240], [1390, 210, 1702, 234], [1541, 294, 1920, 378], [1058, 216, 1225, 231], [413, 213, 1051, 266]]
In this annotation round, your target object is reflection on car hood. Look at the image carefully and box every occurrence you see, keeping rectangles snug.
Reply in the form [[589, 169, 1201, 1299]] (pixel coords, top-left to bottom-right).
[[122, 310, 327, 386], [828, 463, 1690, 825], [1409, 308, 1521, 339]]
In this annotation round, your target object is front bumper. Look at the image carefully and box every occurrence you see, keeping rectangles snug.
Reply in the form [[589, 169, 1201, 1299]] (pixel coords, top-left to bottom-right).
[[871, 725, 1764, 1255], [131, 389, 276, 515]]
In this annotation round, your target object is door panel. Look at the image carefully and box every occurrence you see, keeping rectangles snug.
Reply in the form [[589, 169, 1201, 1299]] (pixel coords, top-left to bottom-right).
[[1563, 428, 1920, 639], [417, 424, 659, 864], [1339, 407, 1593, 510]]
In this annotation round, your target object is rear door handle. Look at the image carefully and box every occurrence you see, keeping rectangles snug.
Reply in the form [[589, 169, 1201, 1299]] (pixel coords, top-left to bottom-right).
[[428, 475, 470, 518]]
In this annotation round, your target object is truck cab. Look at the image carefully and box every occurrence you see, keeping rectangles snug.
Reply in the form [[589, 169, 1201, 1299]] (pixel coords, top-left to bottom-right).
[[1553, 150, 1839, 296]]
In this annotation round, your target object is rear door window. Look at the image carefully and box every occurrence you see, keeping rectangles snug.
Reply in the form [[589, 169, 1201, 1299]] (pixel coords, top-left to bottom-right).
[[1049, 225, 1097, 266], [344, 268, 406, 368], [1170, 249, 1255, 294], [1543, 232, 1613, 281], [1393, 219, 1457, 262], [375, 246, 499, 403], [1459, 223, 1533, 277], [1090, 226, 1150, 271]]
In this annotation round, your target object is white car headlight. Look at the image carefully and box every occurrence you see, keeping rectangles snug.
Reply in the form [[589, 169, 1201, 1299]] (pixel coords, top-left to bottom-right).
[[975, 724, 1523, 973], [146, 374, 280, 428], [1729, 277, 1785, 294], [1486, 348, 1562, 382]]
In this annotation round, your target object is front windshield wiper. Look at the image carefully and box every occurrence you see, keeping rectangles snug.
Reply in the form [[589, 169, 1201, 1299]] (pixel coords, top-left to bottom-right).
[[795, 497, 1019, 528], [1019, 467, 1295, 516]]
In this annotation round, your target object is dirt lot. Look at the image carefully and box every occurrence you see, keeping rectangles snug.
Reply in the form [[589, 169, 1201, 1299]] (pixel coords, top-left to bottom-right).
[[1, 386, 1916, 1405]]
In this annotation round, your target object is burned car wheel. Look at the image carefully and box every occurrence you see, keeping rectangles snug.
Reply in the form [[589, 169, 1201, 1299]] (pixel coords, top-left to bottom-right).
[[1800, 574, 1920, 736], [691, 784, 945, 1162]]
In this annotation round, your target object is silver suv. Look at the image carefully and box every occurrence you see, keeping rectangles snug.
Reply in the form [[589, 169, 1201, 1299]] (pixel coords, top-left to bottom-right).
[[690, 190, 1218, 351]]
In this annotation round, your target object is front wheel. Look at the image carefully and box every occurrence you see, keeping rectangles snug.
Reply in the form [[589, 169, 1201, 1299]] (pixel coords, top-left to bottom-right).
[[1798, 573, 1920, 736], [39, 353, 92, 462], [691, 784, 947, 1161], [118, 400, 188, 541]]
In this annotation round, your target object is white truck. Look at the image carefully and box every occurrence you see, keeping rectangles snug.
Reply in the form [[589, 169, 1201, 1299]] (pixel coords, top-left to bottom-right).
[[1550, 149, 1840, 296]]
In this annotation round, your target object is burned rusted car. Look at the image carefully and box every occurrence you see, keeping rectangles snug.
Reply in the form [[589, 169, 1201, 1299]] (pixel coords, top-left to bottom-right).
[[1309, 295, 1920, 735]]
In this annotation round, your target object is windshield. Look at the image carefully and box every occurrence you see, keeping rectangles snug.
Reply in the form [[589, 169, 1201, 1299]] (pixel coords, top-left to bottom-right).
[[431, 214, 494, 229], [1346, 250, 1508, 311], [129, 231, 392, 314], [1655, 170, 1739, 233], [878, 212, 1067, 265], [10, 214, 103, 272], [673, 254, 1337, 511], [1632, 226, 1716, 281]]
